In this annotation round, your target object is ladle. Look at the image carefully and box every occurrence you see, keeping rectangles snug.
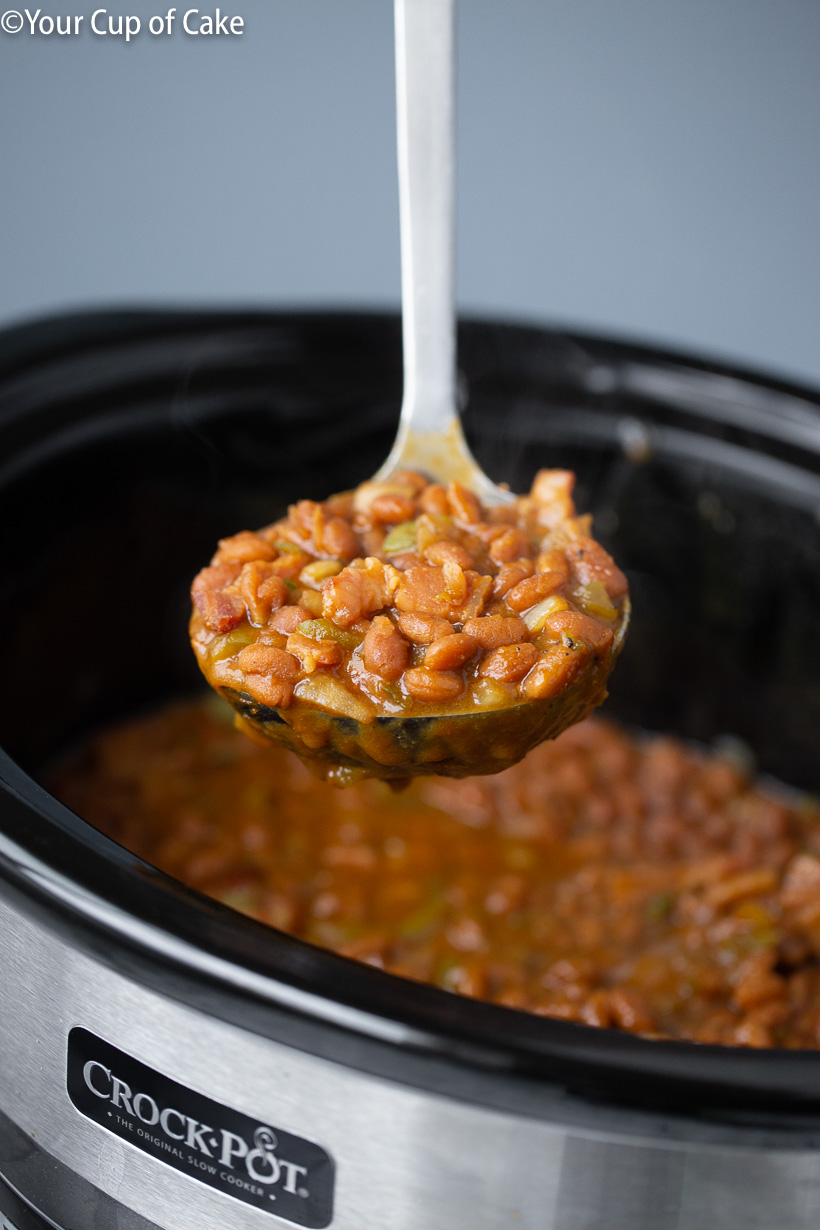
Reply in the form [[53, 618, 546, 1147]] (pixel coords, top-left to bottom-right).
[[375, 0, 512, 506], [219, 0, 629, 783]]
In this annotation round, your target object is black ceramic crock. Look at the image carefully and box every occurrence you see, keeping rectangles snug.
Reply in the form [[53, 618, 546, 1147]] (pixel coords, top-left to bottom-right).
[[1, 309, 819, 1230]]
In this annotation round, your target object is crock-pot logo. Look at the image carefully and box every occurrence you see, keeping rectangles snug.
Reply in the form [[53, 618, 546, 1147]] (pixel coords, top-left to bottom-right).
[[82, 1060, 308, 1195], [67, 1028, 333, 1227]]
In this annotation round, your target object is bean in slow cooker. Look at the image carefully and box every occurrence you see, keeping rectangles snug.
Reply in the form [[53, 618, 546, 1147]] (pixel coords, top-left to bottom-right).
[[48, 695, 820, 1049]]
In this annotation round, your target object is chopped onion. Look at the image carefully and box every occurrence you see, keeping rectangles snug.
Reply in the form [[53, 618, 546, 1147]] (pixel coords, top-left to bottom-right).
[[296, 674, 375, 723], [522, 595, 570, 634]]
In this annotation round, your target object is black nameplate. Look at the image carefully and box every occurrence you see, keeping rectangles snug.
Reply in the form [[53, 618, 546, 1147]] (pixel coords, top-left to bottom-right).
[[66, 1028, 334, 1227]]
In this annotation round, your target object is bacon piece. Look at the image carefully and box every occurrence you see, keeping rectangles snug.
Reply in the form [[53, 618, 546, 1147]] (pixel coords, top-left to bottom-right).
[[191, 562, 245, 633], [322, 558, 402, 627]]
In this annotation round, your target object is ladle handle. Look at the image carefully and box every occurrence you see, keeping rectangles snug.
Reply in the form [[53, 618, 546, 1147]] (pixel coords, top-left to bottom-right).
[[395, 0, 457, 436], [379, 0, 512, 503]]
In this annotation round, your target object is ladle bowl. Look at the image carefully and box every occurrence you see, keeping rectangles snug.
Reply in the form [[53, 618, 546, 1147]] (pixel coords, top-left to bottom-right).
[[220, 599, 629, 785]]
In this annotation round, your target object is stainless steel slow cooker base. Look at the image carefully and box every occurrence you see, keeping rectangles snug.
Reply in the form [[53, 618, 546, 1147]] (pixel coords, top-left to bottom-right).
[[2, 309, 820, 1228], [4, 892, 820, 1230]]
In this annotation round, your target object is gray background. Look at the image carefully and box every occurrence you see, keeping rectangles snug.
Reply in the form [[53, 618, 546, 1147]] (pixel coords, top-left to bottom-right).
[[1, 0, 818, 383]]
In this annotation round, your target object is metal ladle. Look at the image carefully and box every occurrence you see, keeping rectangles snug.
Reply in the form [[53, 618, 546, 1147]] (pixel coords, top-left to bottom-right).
[[375, 0, 512, 506], [223, 0, 629, 783]]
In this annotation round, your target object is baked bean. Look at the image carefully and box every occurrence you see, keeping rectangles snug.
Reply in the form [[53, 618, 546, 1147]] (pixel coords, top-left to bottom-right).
[[607, 988, 655, 1033], [488, 528, 529, 565], [353, 481, 417, 517], [268, 552, 312, 580], [543, 609, 615, 653], [424, 632, 478, 672], [565, 536, 628, 600], [288, 499, 321, 534], [370, 493, 418, 524], [447, 481, 482, 524], [484, 875, 525, 916], [396, 612, 455, 644], [322, 491, 355, 520], [424, 540, 475, 570], [243, 675, 295, 709], [505, 572, 565, 613], [469, 523, 508, 547], [193, 561, 240, 592], [403, 667, 464, 703], [705, 869, 778, 910], [445, 916, 486, 952], [521, 645, 587, 699], [362, 616, 411, 681], [214, 531, 277, 565], [286, 633, 343, 673], [491, 559, 534, 599], [462, 615, 529, 649], [486, 501, 519, 524], [732, 957, 785, 1010], [530, 469, 575, 524], [536, 547, 570, 580], [418, 483, 451, 517], [395, 565, 452, 617], [268, 604, 313, 634], [440, 961, 488, 998], [732, 1019, 773, 1048], [532, 999, 583, 1022], [780, 855, 820, 909], [391, 469, 429, 495], [478, 642, 539, 682], [319, 516, 359, 560], [580, 991, 613, 1028], [544, 956, 597, 987], [237, 644, 302, 679]]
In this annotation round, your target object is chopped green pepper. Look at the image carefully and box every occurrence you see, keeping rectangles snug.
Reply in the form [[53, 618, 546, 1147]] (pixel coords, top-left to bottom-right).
[[381, 520, 418, 554], [645, 892, 675, 922], [209, 625, 257, 661], [399, 893, 446, 939], [297, 618, 363, 651]]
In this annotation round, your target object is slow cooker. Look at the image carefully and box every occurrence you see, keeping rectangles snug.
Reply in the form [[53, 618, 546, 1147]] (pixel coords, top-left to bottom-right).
[[1, 309, 819, 1230]]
